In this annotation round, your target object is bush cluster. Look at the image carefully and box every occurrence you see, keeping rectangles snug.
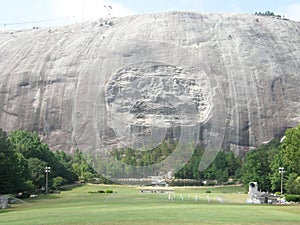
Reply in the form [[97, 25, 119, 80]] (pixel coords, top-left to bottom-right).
[[88, 190, 113, 194], [285, 195, 300, 202]]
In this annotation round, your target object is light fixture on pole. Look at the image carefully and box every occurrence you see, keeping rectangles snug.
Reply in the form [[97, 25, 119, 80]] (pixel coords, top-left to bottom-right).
[[45, 166, 51, 194], [279, 167, 284, 195]]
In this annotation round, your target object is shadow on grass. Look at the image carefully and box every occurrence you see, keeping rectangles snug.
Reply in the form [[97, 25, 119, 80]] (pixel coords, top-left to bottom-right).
[[0, 208, 14, 214], [58, 183, 87, 191], [23, 193, 62, 205]]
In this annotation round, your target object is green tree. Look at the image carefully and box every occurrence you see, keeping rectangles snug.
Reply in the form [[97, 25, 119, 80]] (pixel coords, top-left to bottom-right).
[[226, 151, 240, 178], [242, 139, 280, 191], [285, 173, 300, 195], [270, 151, 283, 191], [8, 130, 78, 185], [72, 149, 96, 182], [27, 157, 47, 188], [8, 130, 47, 159], [280, 126, 300, 174], [270, 125, 300, 192], [217, 169, 229, 184], [209, 152, 228, 184], [202, 151, 241, 184], [0, 129, 20, 193]]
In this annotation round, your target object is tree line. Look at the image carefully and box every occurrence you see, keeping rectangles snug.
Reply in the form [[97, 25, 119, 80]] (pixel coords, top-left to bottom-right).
[[1, 123, 300, 195], [0, 129, 98, 194], [242, 125, 300, 194], [254, 11, 283, 19], [109, 125, 300, 194], [176, 123, 300, 194]]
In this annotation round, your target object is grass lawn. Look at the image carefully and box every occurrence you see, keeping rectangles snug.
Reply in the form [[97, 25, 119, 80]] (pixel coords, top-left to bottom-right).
[[0, 184, 299, 225]]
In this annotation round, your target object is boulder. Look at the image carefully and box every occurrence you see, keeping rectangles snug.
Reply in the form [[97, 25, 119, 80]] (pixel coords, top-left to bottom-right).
[[0, 12, 299, 165]]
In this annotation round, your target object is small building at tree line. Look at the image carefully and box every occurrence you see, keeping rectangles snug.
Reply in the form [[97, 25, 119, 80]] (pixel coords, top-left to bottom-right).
[[247, 182, 278, 204]]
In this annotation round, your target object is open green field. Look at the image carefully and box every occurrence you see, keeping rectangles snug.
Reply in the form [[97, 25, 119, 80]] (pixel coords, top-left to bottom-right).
[[1, 184, 299, 225]]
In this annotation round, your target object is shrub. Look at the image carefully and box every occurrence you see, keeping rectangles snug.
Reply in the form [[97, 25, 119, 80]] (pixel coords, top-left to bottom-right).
[[106, 190, 113, 193], [205, 190, 212, 193], [52, 176, 65, 189], [285, 195, 300, 202], [88, 190, 107, 194], [22, 180, 35, 193]]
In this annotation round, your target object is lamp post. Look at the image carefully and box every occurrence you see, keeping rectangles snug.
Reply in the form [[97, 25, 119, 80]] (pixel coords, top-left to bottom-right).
[[45, 166, 51, 194], [279, 167, 284, 195]]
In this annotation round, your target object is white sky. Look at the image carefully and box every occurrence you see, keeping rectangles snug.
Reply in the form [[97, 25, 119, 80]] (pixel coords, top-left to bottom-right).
[[1, 0, 300, 30]]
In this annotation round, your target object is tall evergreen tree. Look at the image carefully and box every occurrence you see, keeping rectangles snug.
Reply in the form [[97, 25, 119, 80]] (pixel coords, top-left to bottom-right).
[[0, 129, 19, 193]]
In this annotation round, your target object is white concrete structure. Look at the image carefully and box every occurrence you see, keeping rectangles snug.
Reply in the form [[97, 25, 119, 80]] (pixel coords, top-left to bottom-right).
[[0, 195, 9, 209]]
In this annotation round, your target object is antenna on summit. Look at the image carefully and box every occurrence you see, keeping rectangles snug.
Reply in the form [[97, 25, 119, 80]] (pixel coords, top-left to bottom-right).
[[104, 5, 112, 18]]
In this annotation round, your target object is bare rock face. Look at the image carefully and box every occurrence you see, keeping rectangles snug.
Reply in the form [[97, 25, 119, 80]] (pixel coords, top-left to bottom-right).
[[1, 12, 300, 157]]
